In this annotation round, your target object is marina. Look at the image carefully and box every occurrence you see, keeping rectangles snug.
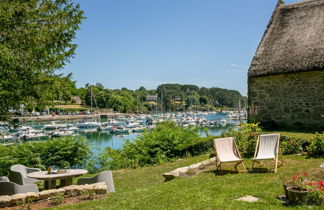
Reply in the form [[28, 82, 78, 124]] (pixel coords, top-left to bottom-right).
[[0, 111, 246, 152]]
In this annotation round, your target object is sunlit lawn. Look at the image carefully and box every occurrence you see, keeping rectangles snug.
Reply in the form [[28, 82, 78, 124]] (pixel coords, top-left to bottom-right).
[[50, 155, 323, 210], [54, 105, 88, 111]]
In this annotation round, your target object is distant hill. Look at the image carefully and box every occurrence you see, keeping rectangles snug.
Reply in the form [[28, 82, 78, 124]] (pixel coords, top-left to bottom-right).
[[71, 83, 247, 113]]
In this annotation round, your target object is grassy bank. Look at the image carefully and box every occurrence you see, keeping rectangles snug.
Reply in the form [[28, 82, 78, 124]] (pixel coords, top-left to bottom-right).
[[50, 155, 323, 210], [54, 105, 89, 112], [265, 131, 320, 139]]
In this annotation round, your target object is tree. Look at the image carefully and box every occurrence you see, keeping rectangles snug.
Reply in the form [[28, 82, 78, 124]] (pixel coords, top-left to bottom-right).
[[0, 0, 84, 120], [199, 96, 209, 106]]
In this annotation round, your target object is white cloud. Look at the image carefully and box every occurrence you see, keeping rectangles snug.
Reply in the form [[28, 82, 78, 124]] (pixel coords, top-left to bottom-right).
[[229, 64, 248, 69]]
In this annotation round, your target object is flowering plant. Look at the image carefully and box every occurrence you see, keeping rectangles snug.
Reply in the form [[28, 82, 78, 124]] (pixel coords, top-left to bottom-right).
[[284, 168, 324, 205], [284, 172, 309, 190], [305, 169, 324, 205], [307, 180, 324, 192]]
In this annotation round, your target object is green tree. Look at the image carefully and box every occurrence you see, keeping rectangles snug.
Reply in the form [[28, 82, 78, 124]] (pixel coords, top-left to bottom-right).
[[0, 0, 84, 120], [199, 96, 209, 106]]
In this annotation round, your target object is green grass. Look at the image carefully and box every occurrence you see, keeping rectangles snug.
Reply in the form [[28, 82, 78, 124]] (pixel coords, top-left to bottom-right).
[[54, 105, 89, 111], [264, 130, 321, 139], [49, 155, 323, 210]]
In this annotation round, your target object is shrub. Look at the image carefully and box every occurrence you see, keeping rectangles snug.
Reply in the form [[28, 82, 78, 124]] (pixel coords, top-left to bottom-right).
[[221, 123, 262, 157], [178, 136, 215, 157], [306, 133, 324, 157], [280, 136, 304, 155], [221, 124, 321, 157], [98, 121, 200, 170], [0, 137, 90, 176]]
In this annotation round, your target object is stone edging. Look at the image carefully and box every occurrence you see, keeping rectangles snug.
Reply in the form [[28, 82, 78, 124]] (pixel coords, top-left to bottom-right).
[[0, 182, 107, 208], [163, 157, 216, 181]]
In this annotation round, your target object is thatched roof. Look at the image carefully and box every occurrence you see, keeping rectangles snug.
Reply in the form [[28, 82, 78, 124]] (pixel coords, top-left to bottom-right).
[[248, 0, 324, 77]]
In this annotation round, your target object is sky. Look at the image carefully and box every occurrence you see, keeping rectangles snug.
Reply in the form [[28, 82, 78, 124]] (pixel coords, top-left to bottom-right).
[[63, 0, 301, 96]]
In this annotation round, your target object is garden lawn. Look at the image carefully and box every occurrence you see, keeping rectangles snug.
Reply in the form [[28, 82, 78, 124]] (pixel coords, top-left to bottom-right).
[[265, 131, 319, 139], [50, 155, 324, 210], [54, 105, 88, 111]]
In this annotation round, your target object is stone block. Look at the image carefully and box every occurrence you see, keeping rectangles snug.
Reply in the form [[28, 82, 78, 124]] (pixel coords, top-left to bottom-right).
[[25, 192, 39, 201], [10, 193, 27, 205], [188, 163, 200, 169], [82, 184, 96, 191], [174, 167, 189, 175], [0, 195, 11, 208], [163, 158, 216, 181], [236, 195, 259, 202], [39, 188, 65, 200], [63, 185, 84, 196], [93, 184, 107, 194]]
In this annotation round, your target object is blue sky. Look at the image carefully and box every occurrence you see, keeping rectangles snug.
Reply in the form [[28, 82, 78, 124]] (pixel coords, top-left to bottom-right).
[[64, 0, 300, 96]]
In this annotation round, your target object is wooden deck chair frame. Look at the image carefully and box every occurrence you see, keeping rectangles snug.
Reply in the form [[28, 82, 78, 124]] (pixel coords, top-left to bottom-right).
[[251, 133, 284, 173], [214, 138, 246, 174]]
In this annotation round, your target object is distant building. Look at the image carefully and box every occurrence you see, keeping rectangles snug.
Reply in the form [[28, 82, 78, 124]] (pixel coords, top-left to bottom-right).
[[71, 96, 82, 104], [248, 0, 324, 130], [146, 95, 157, 102]]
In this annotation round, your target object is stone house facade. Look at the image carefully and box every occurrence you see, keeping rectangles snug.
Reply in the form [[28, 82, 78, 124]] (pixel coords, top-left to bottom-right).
[[248, 0, 324, 130]]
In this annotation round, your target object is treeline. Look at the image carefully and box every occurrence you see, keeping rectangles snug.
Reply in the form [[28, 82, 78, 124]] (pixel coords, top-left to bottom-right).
[[50, 80, 247, 113], [156, 84, 247, 112]]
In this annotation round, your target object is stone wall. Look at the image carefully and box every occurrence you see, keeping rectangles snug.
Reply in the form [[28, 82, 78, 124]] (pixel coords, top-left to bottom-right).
[[248, 71, 324, 130], [0, 182, 108, 208]]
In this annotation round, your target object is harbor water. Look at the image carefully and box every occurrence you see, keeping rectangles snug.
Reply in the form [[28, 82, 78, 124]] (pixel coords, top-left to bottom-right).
[[0, 112, 245, 155]]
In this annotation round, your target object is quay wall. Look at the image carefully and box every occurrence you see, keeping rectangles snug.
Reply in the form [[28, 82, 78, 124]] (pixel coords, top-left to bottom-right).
[[13, 113, 135, 122]]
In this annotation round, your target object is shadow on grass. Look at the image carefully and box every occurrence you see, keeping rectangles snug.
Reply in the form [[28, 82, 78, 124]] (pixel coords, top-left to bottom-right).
[[205, 169, 240, 176], [247, 167, 271, 173]]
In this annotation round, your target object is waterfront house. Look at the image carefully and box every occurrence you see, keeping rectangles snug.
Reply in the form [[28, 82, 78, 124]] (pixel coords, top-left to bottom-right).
[[248, 0, 324, 130], [146, 95, 157, 102]]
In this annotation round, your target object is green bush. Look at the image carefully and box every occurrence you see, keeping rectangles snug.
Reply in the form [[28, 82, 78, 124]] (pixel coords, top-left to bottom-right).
[[221, 123, 262, 157], [280, 136, 305, 155], [98, 121, 200, 170], [306, 133, 324, 157], [178, 136, 216, 157], [0, 137, 90, 176], [221, 124, 322, 158]]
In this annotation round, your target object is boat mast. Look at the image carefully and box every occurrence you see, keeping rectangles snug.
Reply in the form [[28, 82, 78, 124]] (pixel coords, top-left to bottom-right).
[[238, 99, 242, 123], [161, 89, 164, 113], [90, 86, 93, 110]]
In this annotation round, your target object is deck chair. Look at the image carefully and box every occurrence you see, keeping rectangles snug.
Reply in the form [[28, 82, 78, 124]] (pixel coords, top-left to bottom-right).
[[213, 137, 246, 173], [251, 134, 283, 173]]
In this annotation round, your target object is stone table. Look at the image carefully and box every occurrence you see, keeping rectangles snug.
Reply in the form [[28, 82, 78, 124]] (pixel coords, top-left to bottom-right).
[[27, 169, 88, 190]]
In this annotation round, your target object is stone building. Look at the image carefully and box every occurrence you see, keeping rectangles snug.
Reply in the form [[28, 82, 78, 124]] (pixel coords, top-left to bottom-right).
[[248, 0, 324, 130], [71, 96, 82, 104], [146, 95, 157, 102]]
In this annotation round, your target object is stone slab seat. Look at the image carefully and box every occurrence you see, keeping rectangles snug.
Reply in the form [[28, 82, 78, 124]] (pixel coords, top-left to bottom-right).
[[9, 164, 41, 185], [0, 176, 9, 182], [77, 171, 115, 192], [0, 181, 39, 196]]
